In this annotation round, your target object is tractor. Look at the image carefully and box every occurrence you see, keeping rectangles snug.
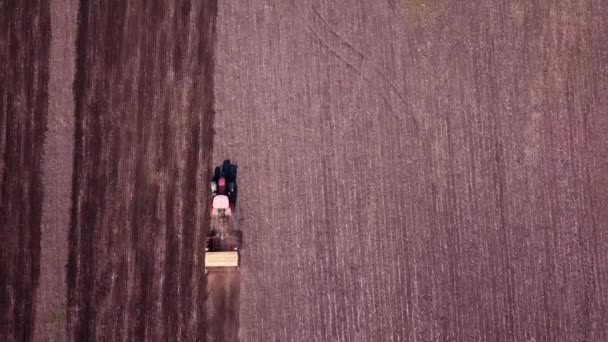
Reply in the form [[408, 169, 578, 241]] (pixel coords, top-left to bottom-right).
[[205, 160, 242, 274]]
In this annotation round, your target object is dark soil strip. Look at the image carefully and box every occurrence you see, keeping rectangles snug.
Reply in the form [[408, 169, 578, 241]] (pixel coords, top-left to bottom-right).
[[205, 273, 241, 342], [66, 0, 217, 340], [0, 1, 51, 341]]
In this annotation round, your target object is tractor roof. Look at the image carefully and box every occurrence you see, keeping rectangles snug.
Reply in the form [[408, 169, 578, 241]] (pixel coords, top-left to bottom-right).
[[212, 195, 230, 209]]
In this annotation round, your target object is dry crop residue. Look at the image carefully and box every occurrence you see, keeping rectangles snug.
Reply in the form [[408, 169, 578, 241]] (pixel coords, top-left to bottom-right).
[[211, 0, 608, 340]]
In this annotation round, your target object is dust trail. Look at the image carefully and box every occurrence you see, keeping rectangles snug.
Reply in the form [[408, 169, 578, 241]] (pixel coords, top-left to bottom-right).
[[205, 272, 241, 342]]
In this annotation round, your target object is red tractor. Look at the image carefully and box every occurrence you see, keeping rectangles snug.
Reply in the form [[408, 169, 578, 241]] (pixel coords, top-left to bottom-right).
[[205, 160, 241, 274]]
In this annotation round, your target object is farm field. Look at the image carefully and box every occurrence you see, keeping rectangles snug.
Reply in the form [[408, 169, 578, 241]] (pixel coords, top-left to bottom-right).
[[1, 0, 607, 341], [1, 1, 50, 340], [63, 1, 217, 340], [209, 0, 608, 341]]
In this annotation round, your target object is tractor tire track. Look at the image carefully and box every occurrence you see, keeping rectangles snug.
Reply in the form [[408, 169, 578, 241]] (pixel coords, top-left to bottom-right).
[[205, 273, 241, 342]]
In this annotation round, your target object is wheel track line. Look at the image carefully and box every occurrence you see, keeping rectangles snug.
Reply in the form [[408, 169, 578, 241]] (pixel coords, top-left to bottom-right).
[[308, 5, 423, 136]]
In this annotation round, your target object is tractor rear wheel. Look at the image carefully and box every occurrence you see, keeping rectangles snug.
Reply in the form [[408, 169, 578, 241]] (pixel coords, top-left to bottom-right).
[[230, 164, 238, 181]]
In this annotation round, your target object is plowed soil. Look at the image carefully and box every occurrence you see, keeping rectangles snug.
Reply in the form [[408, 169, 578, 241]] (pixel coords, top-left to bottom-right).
[[2, 0, 608, 341], [63, 0, 216, 340], [1, 1, 50, 341], [210, 0, 608, 341]]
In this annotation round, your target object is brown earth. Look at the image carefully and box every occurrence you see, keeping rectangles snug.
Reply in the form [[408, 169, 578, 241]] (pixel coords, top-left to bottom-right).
[[205, 273, 241, 341], [65, 0, 216, 340], [33, 0, 77, 340], [0, 1, 50, 341], [209, 0, 608, 341], [2, 0, 608, 341]]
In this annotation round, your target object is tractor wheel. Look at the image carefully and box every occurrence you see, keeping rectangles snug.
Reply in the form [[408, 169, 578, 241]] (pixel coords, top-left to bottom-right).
[[213, 166, 221, 181], [230, 164, 238, 181], [231, 189, 237, 209]]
